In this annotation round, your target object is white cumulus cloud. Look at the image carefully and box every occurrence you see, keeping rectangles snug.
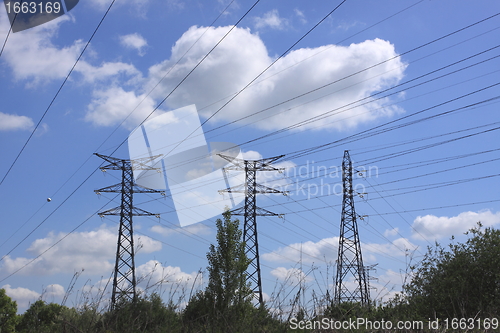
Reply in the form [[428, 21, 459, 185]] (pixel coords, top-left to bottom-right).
[[263, 237, 338, 264], [150, 223, 212, 237], [254, 9, 288, 30], [2, 284, 40, 310], [85, 86, 165, 128], [0, 112, 34, 131], [411, 210, 500, 240], [270, 267, 312, 285], [120, 33, 148, 56], [144, 26, 406, 133], [364, 238, 418, 257], [136, 260, 202, 290], [0, 10, 141, 86], [0, 225, 161, 276]]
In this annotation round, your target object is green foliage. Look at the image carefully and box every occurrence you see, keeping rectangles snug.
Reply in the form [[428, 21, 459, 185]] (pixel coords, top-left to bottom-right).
[[183, 210, 256, 332], [205, 210, 252, 312], [323, 301, 371, 321], [0, 289, 17, 333], [100, 292, 181, 333], [400, 223, 500, 319], [17, 300, 67, 333]]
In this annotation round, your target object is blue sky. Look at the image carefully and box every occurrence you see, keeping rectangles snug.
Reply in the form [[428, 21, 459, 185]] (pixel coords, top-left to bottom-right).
[[0, 0, 499, 313]]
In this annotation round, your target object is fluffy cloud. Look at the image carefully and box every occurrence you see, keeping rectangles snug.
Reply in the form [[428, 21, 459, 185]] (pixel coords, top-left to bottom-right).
[[42, 283, 65, 300], [2, 284, 40, 310], [383, 227, 399, 237], [0, 225, 161, 276], [270, 267, 311, 285], [411, 210, 500, 240], [254, 9, 288, 30], [136, 260, 201, 290], [364, 238, 418, 257], [85, 86, 164, 128], [368, 269, 407, 302], [145, 26, 405, 132], [263, 236, 416, 265], [294, 9, 307, 24], [150, 223, 212, 237], [0, 14, 83, 85], [0, 10, 141, 86], [120, 33, 148, 55], [262, 237, 338, 264], [0, 112, 34, 131], [87, 0, 153, 11], [83, 25, 405, 131], [1, 284, 64, 311]]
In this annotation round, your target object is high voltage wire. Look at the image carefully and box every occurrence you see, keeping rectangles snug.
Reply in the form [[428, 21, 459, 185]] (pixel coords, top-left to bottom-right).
[[365, 199, 500, 217], [283, 148, 500, 199], [272, 122, 500, 184], [133, 126, 499, 217], [285, 88, 500, 161], [278, 172, 500, 216]]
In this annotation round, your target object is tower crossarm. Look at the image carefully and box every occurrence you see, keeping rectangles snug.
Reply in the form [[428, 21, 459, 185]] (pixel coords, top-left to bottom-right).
[[94, 153, 163, 172], [219, 183, 283, 195], [95, 184, 164, 195], [218, 153, 285, 171], [97, 206, 159, 217]]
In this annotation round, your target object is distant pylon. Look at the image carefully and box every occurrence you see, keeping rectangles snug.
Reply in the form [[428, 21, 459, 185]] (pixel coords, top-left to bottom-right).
[[94, 153, 164, 308], [334, 150, 369, 306], [218, 154, 286, 304]]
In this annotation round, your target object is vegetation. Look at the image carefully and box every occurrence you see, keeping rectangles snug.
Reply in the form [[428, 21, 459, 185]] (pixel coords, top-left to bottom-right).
[[3, 220, 500, 332], [0, 288, 17, 332], [393, 223, 500, 320]]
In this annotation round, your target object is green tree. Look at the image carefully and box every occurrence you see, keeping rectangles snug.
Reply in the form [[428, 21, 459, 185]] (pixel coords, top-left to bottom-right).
[[401, 223, 500, 319], [0, 289, 17, 333], [183, 210, 253, 331], [205, 210, 252, 314], [17, 300, 66, 333]]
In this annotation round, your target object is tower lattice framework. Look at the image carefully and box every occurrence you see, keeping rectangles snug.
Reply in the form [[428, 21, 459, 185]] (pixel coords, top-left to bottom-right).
[[218, 154, 285, 304], [95, 153, 164, 307], [334, 150, 369, 305]]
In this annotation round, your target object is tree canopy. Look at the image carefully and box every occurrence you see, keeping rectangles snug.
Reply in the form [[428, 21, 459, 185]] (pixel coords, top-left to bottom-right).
[[400, 223, 500, 319]]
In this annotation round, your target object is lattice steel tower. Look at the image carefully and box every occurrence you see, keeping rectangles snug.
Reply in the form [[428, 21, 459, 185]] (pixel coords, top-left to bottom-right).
[[334, 150, 369, 305], [218, 154, 285, 304], [95, 153, 164, 307]]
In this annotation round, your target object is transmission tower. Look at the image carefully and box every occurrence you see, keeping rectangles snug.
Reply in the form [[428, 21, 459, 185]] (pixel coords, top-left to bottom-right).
[[218, 154, 286, 304], [94, 153, 164, 307], [334, 150, 369, 306]]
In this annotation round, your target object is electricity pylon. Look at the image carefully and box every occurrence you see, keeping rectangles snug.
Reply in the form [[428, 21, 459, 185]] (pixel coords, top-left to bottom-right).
[[218, 154, 286, 304], [94, 153, 164, 308], [334, 150, 369, 306]]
